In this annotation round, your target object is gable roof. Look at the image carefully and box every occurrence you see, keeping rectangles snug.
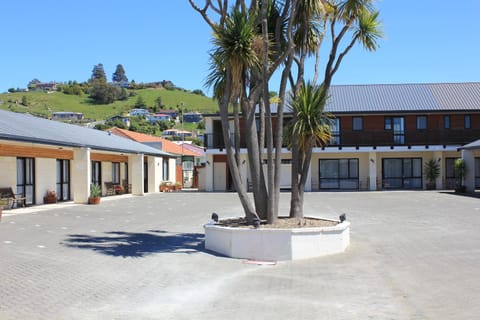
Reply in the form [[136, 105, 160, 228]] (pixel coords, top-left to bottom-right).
[[325, 82, 480, 113], [109, 127, 202, 157], [0, 110, 172, 157]]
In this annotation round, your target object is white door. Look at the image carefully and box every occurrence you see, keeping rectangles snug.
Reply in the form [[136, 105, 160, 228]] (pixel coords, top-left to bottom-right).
[[213, 162, 227, 191]]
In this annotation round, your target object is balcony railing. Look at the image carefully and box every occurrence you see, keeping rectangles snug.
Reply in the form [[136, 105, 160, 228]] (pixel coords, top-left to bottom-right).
[[204, 129, 480, 149]]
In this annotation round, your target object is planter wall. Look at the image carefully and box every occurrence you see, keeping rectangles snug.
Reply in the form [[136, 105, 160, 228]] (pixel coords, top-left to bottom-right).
[[204, 219, 350, 261]]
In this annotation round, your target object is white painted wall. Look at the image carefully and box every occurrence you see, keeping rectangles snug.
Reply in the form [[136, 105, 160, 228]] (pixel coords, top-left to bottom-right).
[[72, 148, 91, 204], [101, 162, 112, 195], [205, 154, 214, 191], [35, 158, 56, 204], [0, 156, 16, 189], [129, 154, 144, 195], [148, 156, 162, 193]]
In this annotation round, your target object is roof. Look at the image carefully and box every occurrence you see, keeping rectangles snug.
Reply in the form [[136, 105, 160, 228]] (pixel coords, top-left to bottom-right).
[[459, 139, 480, 150], [203, 82, 480, 117], [0, 110, 173, 157], [325, 82, 480, 113], [109, 127, 202, 157]]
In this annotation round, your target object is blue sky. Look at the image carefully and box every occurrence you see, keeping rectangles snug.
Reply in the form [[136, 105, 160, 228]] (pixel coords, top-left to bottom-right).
[[1, 0, 479, 94]]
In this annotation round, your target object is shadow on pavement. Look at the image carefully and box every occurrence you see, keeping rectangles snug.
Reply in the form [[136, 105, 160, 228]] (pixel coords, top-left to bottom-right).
[[62, 230, 205, 258]]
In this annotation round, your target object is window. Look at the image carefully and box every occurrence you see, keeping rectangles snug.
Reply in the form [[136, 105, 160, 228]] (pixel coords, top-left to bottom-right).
[[416, 116, 427, 130], [163, 158, 169, 181], [382, 158, 422, 189], [17, 157, 35, 205], [112, 162, 120, 184], [444, 115, 450, 129], [56, 159, 70, 201], [352, 117, 363, 131], [465, 115, 471, 129], [319, 159, 359, 189], [385, 117, 405, 144], [91, 161, 101, 186], [384, 117, 392, 130], [329, 118, 340, 145]]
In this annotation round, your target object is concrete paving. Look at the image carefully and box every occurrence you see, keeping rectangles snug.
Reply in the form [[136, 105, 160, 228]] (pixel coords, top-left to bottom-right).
[[0, 191, 479, 319]]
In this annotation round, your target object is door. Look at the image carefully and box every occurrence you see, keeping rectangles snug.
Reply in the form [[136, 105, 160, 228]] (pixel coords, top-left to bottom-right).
[[144, 162, 149, 193], [382, 158, 422, 189], [17, 157, 35, 205], [91, 161, 101, 187], [393, 117, 405, 144], [213, 162, 227, 191], [56, 159, 70, 201]]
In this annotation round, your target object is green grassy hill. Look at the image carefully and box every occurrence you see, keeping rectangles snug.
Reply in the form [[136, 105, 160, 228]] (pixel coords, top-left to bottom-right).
[[0, 88, 218, 120]]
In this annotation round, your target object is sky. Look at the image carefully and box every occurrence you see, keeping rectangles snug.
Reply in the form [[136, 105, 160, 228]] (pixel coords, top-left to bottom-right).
[[1, 0, 479, 95]]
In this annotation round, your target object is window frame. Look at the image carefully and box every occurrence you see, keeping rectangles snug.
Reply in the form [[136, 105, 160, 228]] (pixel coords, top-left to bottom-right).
[[352, 117, 363, 131], [416, 116, 427, 130], [444, 115, 450, 129], [464, 115, 471, 129]]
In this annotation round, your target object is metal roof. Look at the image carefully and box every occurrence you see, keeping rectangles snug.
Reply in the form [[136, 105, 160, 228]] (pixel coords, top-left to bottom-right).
[[0, 110, 173, 157], [325, 82, 480, 113]]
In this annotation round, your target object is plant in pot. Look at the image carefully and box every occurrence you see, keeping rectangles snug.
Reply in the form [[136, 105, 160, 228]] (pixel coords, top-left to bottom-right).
[[88, 184, 102, 204], [424, 159, 440, 190], [454, 158, 467, 193]]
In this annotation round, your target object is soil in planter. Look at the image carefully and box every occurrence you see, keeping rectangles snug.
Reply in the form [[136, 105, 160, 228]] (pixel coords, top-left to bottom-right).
[[216, 217, 338, 229]]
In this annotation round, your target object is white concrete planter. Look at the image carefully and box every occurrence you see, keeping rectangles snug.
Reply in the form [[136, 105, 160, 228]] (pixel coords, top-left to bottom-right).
[[204, 218, 350, 261]]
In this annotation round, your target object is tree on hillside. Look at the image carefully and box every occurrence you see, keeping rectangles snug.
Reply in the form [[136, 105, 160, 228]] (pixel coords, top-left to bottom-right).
[[134, 95, 147, 108], [90, 63, 107, 82], [190, 0, 382, 224], [112, 64, 128, 83]]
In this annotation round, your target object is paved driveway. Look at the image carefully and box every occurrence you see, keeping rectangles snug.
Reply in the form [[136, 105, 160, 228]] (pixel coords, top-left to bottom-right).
[[0, 191, 479, 319]]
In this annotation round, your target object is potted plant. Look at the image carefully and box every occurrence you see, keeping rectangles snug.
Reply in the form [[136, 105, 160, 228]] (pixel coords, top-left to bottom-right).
[[174, 182, 182, 191], [424, 159, 440, 190], [43, 190, 58, 204], [454, 158, 467, 193], [88, 184, 102, 204]]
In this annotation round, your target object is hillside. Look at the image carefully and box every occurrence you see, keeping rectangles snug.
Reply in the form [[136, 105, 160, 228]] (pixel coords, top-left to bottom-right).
[[0, 88, 218, 121]]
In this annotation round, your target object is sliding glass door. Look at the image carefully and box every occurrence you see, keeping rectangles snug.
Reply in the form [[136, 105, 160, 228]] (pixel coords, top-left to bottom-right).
[[382, 158, 422, 189], [56, 159, 70, 201], [319, 159, 359, 190], [17, 157, 35, 205]]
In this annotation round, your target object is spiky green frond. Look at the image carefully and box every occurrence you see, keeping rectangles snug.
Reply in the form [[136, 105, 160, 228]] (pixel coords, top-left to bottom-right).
[[288, 82, 333, 150], [354, 9, 383, 51]]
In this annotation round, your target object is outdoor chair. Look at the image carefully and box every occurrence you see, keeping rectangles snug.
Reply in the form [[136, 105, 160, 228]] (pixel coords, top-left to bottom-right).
[[0, 187, 27, 209]]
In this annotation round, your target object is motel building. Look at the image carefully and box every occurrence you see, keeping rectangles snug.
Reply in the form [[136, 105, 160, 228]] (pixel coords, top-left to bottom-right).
[[201, 82, 480, 193], [0, 110, 175, 206]]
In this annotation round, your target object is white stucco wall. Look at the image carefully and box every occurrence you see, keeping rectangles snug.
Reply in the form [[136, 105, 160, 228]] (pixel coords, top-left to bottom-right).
[[129, 154, 144, 195], [72, 148, 91, 204], [148, 156, 162, 193], [205, 154, 214, 191], [35, 158, 57, 204], [0, 156, 16, 189], [101, 162, 112, 195]]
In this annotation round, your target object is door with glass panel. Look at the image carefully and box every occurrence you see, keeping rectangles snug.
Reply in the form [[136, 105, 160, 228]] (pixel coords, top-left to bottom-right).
[[17, 157, 35, 205], [319, 159, 359, 190], [56, 159, 70, 201], [382, 158, 422, 189], [91, 161, 101, 187], [329, 118, 340, 145]]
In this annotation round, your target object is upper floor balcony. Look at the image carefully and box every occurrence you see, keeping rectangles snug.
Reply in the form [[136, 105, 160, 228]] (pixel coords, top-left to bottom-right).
[[204, 128, 480, 150]]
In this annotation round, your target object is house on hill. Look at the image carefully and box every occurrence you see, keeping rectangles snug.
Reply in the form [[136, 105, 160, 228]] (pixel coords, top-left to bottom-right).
[[129, 108, 150, 117], [202, 82, 480, 192], [147, 113, 171, 123], [52, 111, 84, 122], [0, 110, 174, 206]]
